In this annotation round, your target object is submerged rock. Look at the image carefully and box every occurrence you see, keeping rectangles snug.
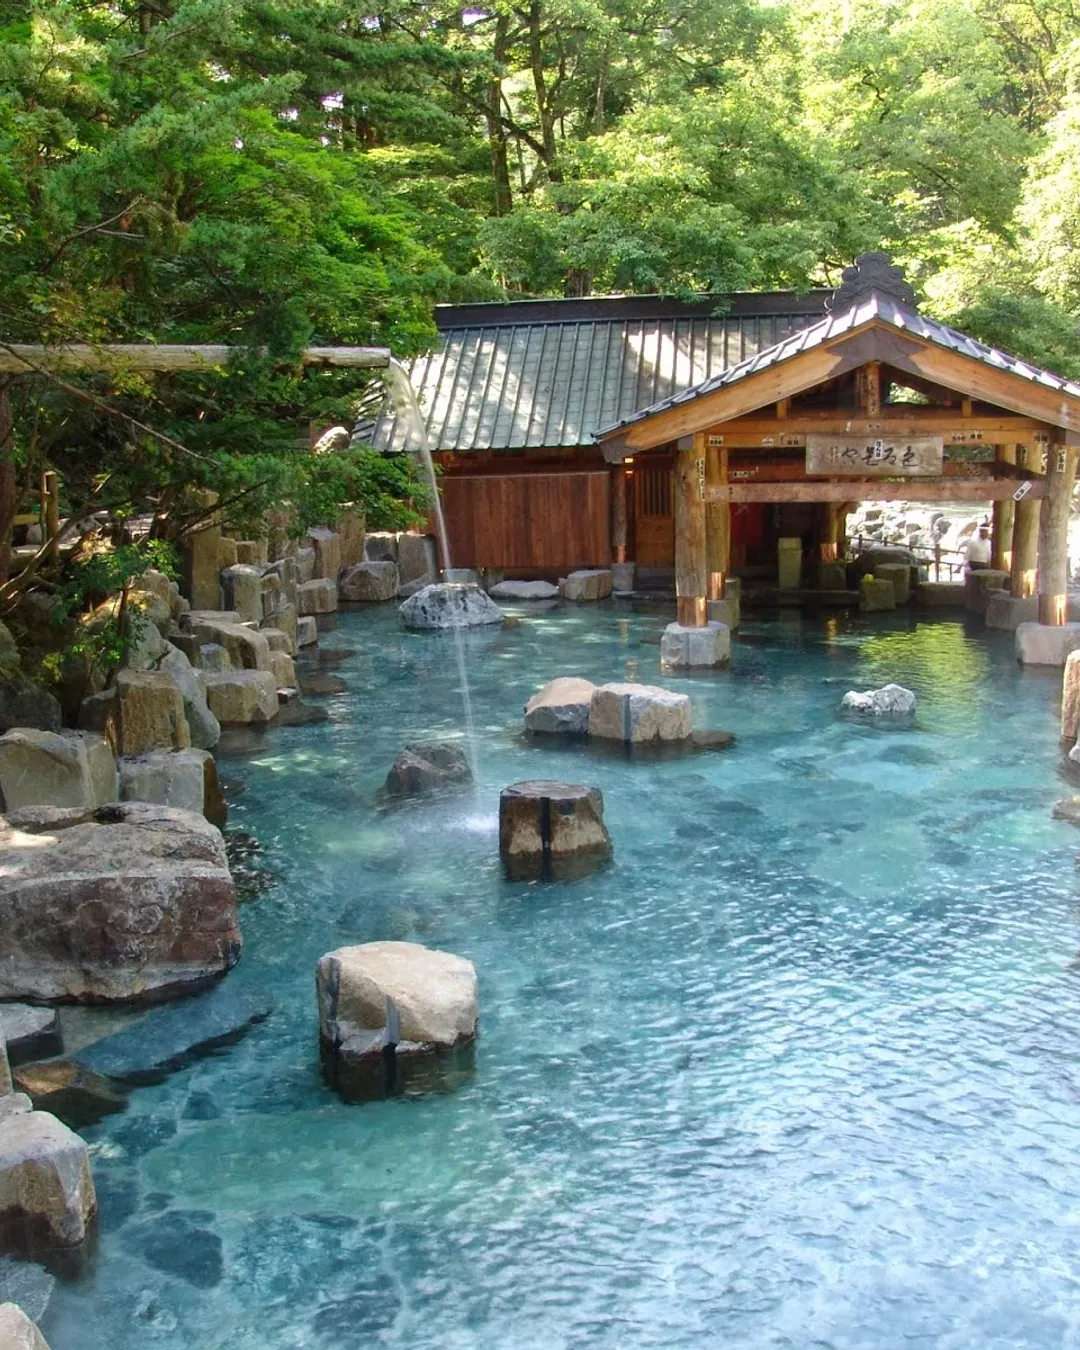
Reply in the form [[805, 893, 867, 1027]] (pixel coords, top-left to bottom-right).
[[524, 677, 595, 736], [399, 583, 502, 630], [0, 802, 240, 1003], [77, 983, 272, 1083], [10, 1062, 126, 1130], [499, 780, 612, 881], [840, 684, 916, 718], [0, 1110, 97, 1256], [384, 742, 472, 796]]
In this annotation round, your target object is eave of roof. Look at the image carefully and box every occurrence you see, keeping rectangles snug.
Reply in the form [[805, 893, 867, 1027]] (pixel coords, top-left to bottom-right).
[[594, 290, 1080, 441]]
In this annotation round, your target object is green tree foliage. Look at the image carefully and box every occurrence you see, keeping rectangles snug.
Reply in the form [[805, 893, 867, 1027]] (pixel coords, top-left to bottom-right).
[[3, 0, 1080, 578]]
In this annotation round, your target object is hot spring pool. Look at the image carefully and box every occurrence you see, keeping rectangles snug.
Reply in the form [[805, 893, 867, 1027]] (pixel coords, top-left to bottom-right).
[[33, 602, 1080, 1348]]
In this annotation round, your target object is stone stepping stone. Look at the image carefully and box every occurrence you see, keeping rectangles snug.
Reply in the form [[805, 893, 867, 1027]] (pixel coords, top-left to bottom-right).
[[76, 983, 272, 1084], [499, 780, 613, 881]]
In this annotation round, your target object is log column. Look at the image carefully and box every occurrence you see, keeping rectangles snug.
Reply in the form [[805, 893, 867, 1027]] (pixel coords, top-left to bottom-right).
[[1010, 445, 1040, 599], [611, 463, 630, 565], [819, 503, 840, 561], [991, 444, 1016, 573], [705, 441, 729, 600], [675, 435, 708, 627], [1038, 442, 1078, 625]]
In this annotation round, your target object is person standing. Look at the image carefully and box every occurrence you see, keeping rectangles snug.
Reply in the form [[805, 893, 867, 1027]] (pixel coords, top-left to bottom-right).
[[964, 522, 992, 573]]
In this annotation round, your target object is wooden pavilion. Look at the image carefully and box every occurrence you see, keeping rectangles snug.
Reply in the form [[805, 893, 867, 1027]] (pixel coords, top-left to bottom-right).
[[595, 254, 1080, 628]]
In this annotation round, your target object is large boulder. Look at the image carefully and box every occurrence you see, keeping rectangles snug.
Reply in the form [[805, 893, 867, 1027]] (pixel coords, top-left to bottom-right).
[[588, 682, 692, 744], [317, 942, 477, 1059], [840, 683, 916, 718], [385, 742, 472, 796], [0, 680, 61, 737], [268, 651, 296, 690], [0, 802, 240, 1002], [219, 565, 263, 626], [1064, 650, 1080, 743], [498, 780, 612, 880], [118, 748, 217, 819], [182, 615, 272, 673], [234, 540, 268, 566], [297, 617, 318, 648], [339, 562, 398, 603], [0, 1301, 51, 1350], [490, 580, 560, 601], [1016, 622, 1080, 668], [524, 677, 596, 736], [337, 510, 366, 568], [157, 644, 220, 751], [0, 1109, 96, 1255], [296, 579, 338, 616], [306, 528, 341, 582], [363, 532, 398, 563], [561, 569, 613, 602], [203, 670, 279, 725], [400, 583, 502, 630], [116, 669, 190, 756], [0, 731, 116, 813], [397, 534, 436, 587]]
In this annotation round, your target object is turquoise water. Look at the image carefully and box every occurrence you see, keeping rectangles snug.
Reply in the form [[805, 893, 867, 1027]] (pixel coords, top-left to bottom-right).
[[40, 603, 1080, 1349]]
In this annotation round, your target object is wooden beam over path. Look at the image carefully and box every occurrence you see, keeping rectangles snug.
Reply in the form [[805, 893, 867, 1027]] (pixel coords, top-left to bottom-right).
[[706, 479, 1047, 504], [0, 344, 391, 374]]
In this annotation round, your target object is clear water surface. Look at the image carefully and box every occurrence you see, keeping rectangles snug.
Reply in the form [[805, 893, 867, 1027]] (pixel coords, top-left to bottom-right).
[[37, 602, 1080, 1349]]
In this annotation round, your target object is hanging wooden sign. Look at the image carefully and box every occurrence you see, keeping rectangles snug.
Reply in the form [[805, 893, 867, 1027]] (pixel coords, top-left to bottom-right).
[[805, 433, 943, 477]]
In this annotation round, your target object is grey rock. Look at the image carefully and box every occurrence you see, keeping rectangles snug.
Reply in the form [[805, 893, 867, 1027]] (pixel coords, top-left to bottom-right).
[[78, 983, 272, 1083], [158, 644, 220, 750], [399, 583, 503, 630], [0, 802, 240, 1003], [0, 1007, 61, 1066], [339, 561, 398, 603], [841, 683, 916, 717], [0, 679, 61, 736], [385, 742, 472, 796]]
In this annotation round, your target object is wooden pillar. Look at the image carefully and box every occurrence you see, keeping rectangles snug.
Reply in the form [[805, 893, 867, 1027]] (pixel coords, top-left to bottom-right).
[[705, 441, 729, 600], [611, 463, 629, 565], [1011, 494, 1041, 599], [991, 445, 1016, 573], [675, 435, 708, 626], [819, 503, 840, 561], [1038, 442, 1077, 625]]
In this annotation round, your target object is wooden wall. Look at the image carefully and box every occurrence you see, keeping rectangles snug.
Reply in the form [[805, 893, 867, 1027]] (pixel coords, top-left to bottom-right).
[[439, 470, 611, 570]]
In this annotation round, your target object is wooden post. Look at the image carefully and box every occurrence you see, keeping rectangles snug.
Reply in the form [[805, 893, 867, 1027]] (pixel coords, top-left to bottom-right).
[[992, 445, 1017, 572], [1011, 493, 1041, 599], [705, 440, 729, 600], [611, 464, 629, 565], [675, 435, 708, 626], [1038, 442, 1077, 625], [819, 502, 840, 561]]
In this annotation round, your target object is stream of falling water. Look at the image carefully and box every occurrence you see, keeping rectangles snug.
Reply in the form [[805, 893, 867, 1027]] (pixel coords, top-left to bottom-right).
[[382, 359, 482, 787]]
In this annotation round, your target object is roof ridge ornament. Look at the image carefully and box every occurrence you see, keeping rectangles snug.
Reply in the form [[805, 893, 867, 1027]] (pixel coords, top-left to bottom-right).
[[827, 252, 918, 312]]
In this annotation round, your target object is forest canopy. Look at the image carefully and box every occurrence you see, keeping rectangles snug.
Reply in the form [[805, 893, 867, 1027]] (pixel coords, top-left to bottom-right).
[[2, 0, 1080, 567]]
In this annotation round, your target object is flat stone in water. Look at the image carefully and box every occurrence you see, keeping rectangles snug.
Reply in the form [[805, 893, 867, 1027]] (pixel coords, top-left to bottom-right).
[[274, 700, 330, 727], [13, 1059, 127, 1128], [298, 670, 349, 697], [0, 1256, 54, 1323], [121, 1210, 223, 1289], [1053, 796, 1080, 825], [77, 983, 272, 1082]]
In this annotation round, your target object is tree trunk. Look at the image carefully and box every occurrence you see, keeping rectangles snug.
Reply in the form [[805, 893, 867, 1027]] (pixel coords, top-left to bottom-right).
[[528, 1, 560, 180], [487, 15, 514, 215], [0, 380, 16, 586]]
